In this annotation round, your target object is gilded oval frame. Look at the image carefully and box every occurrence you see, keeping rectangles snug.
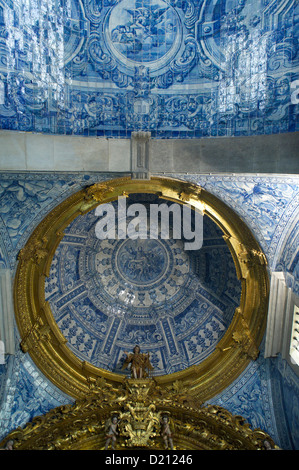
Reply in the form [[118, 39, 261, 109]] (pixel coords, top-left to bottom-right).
[[14, 176, 269, 400]]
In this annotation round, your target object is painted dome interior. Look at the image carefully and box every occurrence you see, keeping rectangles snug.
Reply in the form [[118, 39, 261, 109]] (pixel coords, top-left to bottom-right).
[[45, 194, 242, 376]]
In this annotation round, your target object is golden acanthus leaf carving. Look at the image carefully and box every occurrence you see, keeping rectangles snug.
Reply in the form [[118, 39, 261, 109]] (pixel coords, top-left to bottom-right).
[[20, 316, 52, 353], [238, 244, 268, 267], [232, 308, 260, 360], [178, 183, 202, 203], [84, 183, 116, 202], [0, 378, 279, 451], [17, 236, 48, 265]]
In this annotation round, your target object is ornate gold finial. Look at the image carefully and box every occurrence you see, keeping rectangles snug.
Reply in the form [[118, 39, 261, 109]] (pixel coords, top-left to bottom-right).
[[84, 183, 115, 202], [17, 236, 48, 265], [178, 183, 202, 203]]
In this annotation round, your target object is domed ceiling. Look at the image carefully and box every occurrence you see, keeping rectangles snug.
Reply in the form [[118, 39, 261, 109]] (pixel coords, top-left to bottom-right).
[[0, 0, 297, 138], [45, 194, 241, 376]]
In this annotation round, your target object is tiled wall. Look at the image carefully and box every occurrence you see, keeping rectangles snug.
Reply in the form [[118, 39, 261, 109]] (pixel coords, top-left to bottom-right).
[[0, 0, 298, 138]]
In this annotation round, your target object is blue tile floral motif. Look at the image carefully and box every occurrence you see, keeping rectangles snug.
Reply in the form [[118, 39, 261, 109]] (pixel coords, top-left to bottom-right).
[[0, 353, 73, 442], [0, 0, 298, 137]]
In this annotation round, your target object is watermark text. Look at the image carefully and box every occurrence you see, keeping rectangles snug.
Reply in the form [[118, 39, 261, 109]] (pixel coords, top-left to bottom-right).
[[95, 197, 203, 251]]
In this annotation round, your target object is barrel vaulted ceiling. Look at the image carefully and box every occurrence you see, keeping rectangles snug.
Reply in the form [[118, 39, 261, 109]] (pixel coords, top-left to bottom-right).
[[0, 0, 298, 138]]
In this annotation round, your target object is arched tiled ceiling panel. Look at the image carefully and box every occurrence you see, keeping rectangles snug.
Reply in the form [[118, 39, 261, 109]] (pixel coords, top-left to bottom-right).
[[0, 0, 298, 138]]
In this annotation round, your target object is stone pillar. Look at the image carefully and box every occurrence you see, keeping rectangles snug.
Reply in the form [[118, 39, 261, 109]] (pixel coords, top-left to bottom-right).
[[264, 271, 296, 361], [130, 131, 151, 179], [0, 269, 15, 359]]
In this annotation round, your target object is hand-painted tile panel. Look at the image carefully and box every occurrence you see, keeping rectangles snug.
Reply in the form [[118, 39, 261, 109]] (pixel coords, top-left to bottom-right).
[[0, 0, 297, 138]]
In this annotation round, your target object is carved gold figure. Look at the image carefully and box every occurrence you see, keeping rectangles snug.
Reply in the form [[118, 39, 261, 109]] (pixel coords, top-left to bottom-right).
[[122, 345, 154, 379]]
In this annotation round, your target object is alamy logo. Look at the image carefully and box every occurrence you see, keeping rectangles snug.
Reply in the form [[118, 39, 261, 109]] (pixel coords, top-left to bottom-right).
[[95, 197, 203, 251]]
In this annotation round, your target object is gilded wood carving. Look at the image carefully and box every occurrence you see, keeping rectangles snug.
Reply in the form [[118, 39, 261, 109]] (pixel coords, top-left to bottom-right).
[[0, 378, 278, 450]]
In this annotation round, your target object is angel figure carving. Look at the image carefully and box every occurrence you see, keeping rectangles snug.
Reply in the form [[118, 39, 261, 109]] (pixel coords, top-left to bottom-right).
[[104, 415, 119, 450], [160, 414, 174, 450], [122, 345, 153, 379]]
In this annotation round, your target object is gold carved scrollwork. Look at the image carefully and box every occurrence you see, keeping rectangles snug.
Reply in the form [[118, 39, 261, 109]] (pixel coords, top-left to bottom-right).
[[20, 317, 51, 353], [232, 308, 260, 360], [0, 379, 279, 450], [17, 236, 48, 265], [216, 308, 260, 361], [178, 183, 202, 203], [13, 176, 269, 404], [119, 401, 160, 448], [84, 183, 116, 203]]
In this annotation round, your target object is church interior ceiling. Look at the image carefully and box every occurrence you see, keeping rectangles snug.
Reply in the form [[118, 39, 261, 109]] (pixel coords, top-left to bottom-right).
[[0, 171, 298, 449], [44, 192, 242, 376], [0, 0, 298, 452], [0, 0, 297, 138], [0, 170, 277, 450], [12, 177, 270, 404]]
